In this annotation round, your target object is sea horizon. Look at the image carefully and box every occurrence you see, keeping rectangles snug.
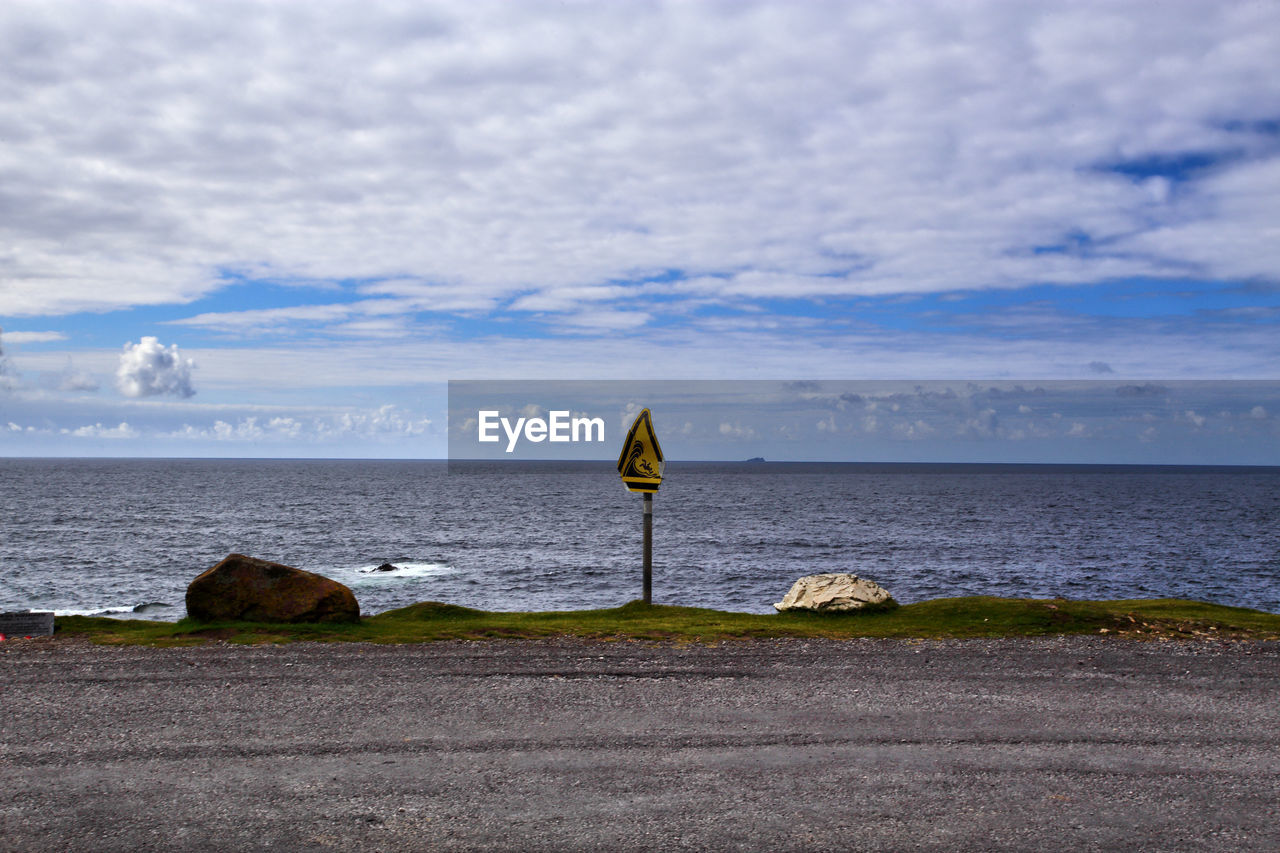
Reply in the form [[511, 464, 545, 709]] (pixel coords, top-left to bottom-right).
[[5, 455, 1279, 469]]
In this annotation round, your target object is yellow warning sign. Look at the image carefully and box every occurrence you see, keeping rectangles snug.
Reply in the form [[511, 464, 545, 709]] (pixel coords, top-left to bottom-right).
[[617, 408, 664, 493]]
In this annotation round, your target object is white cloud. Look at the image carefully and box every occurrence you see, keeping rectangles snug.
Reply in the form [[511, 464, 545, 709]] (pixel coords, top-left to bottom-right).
[[116, 337, 196, 398], [167, 304, 361, 334], [164, 299, 426, 338], [893, 419, 935, 440], [551, 310, 653, 333], [327, 405, 432, 438], [960, 408, 1000, 438], [1183, 409, 1206, 428], [165, 406, 430, 442], [215, 419, 260, 441], [66, 422, 138, 439], [1, 331, 67, 344], [1, 1, 1276, 321], [718, 422, 755, 439], [328, 318, 417, 339], [267, 417, 303, 439], [165, 418, 271, 441]]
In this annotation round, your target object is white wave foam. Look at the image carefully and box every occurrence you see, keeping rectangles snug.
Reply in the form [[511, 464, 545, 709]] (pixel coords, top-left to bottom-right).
[[350, 561, 455, 581], [54, 605, 146, 617]]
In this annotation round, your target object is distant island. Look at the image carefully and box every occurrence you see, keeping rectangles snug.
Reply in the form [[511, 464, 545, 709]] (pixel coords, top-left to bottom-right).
[[745, 457, 767, 463]]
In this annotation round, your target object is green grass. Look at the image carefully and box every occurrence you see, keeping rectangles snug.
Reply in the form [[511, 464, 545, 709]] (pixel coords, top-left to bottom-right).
[[49, 596, 1280, 646]]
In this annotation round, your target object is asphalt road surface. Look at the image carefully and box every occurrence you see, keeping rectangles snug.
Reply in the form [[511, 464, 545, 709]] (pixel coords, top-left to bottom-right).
[[3, 636, 1278, 852]]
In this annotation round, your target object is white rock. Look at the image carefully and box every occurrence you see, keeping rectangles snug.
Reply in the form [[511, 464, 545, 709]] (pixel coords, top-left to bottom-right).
[[773, 574, 894, 612]]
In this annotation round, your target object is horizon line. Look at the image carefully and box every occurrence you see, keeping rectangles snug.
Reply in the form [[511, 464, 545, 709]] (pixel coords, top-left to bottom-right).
[[2, 455, 1278, 470]]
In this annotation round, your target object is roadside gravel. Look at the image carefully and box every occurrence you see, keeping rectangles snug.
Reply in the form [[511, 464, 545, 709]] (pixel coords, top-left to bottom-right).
[[3, 636, 1278, 852]]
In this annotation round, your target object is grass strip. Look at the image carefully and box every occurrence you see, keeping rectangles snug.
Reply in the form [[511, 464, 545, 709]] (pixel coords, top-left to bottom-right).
[[48, 596, 1280, 646]]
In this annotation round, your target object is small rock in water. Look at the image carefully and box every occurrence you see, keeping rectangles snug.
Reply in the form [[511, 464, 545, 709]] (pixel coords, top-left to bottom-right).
[[372, 562, 400, 573], [774, 573, 897, 613]]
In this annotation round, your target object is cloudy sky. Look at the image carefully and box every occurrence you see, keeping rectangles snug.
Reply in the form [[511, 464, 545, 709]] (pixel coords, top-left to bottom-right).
[[446, 380, 1280, 465], [1, 0, 1277, 459]]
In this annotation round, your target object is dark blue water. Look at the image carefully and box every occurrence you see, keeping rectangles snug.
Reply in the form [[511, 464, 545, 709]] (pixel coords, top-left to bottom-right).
[[1, 459, 1277, 618]]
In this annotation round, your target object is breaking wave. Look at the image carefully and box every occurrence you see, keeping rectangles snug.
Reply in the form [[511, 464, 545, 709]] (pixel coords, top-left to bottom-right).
[[54, 602, 175, 618], [348, 561, 456, 583]]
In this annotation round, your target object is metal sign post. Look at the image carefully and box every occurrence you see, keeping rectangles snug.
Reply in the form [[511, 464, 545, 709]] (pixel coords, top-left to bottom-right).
[[618, 408, 664, 605], [643, 493, 653, 604]]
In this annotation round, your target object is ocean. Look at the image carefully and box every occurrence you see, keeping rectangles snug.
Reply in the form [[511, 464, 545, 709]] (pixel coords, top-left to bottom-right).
[[1, 459, 1277, 619]]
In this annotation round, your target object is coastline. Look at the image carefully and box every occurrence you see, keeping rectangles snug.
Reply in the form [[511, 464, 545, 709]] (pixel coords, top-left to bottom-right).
[[40, 595, 1280, 646]]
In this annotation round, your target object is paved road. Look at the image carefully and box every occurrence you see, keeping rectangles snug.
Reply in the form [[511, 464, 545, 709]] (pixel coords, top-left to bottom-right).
[[3, 637, 1279, 852]]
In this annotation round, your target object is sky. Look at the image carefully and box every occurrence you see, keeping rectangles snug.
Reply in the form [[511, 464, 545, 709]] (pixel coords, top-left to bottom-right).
[[446, 380, 1280, 465], [1, 0, 1278, 460]]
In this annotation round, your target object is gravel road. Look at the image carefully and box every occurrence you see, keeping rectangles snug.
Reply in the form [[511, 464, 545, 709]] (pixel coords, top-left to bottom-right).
[[3, 636, 1279, 852]]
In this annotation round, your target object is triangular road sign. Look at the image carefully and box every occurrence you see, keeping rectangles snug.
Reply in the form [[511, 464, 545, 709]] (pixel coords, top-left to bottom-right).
[[617, 408, 664, 493]]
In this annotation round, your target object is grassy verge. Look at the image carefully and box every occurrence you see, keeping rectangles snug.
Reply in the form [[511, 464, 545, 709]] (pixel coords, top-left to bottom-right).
[[48, 596, 1280, 646]]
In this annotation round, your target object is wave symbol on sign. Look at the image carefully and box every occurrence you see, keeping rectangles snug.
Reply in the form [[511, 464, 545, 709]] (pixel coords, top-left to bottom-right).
[[624, 440, 659, 479]]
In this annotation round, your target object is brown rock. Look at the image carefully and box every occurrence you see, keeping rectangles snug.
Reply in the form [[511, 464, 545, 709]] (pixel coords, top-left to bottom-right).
[[186, 554, 360, 623]]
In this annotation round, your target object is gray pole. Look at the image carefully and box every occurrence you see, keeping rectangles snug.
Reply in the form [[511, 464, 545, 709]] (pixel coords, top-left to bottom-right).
[[643, 492, 653, 605]]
